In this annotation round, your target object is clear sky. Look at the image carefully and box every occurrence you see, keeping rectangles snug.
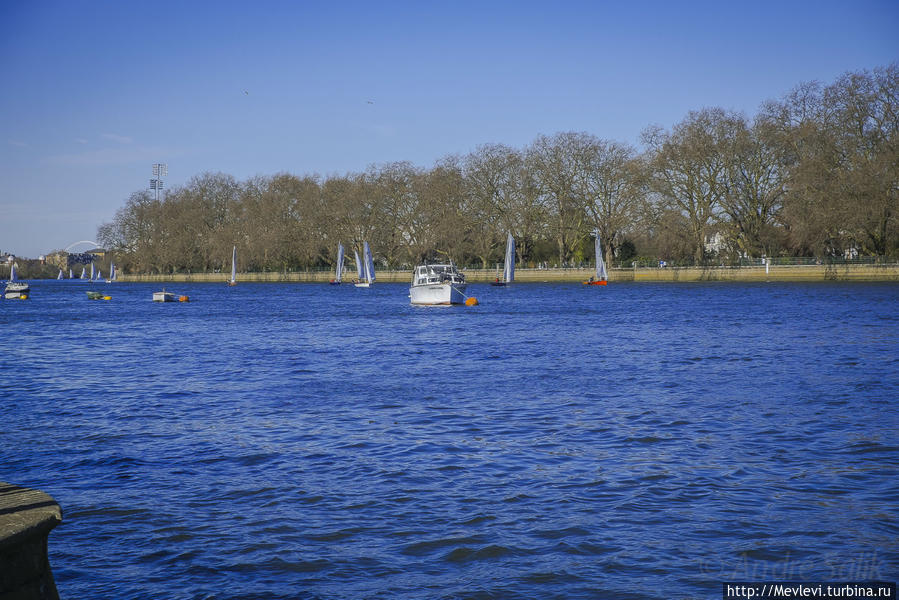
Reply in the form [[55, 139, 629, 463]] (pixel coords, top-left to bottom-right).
[[1, 0, 897, 258]]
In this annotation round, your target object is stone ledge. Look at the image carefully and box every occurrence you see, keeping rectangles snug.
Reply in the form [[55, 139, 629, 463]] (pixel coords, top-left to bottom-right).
[[0, 483, 62, 600]]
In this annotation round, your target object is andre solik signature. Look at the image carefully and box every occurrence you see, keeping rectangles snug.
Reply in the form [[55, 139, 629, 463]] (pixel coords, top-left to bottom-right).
[[699, 551, 886, 581]]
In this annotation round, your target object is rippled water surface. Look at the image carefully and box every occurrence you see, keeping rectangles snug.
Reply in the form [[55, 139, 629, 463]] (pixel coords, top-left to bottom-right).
[[2, 281, 897, 599]]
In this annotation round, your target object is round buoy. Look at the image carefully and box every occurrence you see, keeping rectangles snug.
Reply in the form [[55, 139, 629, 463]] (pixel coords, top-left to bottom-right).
[[465, 297, 478, 306], [102, 296, 111, 300], [19, 294, 28, 300], [179, 295, 190, 302]]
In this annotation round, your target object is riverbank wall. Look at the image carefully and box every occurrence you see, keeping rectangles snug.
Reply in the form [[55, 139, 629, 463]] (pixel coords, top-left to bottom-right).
[[119, 263, 899, 283], [0, 482, 62, 600]]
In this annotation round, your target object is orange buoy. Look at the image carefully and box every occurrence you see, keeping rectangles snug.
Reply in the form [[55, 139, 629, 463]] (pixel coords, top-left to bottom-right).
[[178, 295, 190, 302], [465, 297, 479, 306]]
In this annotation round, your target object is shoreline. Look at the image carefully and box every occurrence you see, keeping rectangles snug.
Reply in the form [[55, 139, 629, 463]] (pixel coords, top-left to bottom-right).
[[114, 264, 899, 283]]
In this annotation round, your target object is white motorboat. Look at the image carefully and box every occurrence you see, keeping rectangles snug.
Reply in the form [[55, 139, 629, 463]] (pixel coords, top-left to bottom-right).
[[153, 290, 175, 302], [409, 263, 467, 305]]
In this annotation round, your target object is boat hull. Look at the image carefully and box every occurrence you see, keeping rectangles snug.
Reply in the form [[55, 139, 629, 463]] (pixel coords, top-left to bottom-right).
[[153, 291, 174, 302], [582, 280, 608, 286], [4, 282, 30, 299], [410, 283, 467, 305]]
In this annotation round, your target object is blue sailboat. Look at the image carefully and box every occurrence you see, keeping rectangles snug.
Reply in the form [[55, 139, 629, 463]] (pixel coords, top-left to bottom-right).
[[228, 246, 237, 286], [354, 242, 375, 288], [583, 229, 608, 286], [491, 233, 515, 286], [330, 243, 344, 285]]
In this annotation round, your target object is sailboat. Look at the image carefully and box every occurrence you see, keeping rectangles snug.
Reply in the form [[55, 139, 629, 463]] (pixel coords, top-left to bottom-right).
[[583, 229, 608, 286], [69, 268, 74, 279], [353, 249, 364, 282], [107, 263, 117, 283], [228, 246, 237, 286], [89, 263, 96, 281], [354, 241, 375, 288], [57, 269, 63, 280], [80, 266, 87, 279], [330, 243, 344, 285], [491, 233, 515, 287], [4, 263, 30, 299]]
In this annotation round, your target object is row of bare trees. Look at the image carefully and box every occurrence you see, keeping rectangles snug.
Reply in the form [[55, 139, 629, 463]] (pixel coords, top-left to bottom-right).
[[98, 65, 897, 273]]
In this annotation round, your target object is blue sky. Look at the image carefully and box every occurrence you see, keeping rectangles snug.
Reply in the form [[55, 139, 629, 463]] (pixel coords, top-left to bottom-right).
[[2, 0, 897, 258]]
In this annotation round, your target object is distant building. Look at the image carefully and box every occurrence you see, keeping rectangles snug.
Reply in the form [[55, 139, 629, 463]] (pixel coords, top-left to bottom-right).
[[45, 251, 68, 271], [45, 249, 107, 270], [704, 231, 726, 255]]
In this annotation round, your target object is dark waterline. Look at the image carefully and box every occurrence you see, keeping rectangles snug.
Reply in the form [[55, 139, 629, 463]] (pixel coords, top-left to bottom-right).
[[2, 281, 897, 599]]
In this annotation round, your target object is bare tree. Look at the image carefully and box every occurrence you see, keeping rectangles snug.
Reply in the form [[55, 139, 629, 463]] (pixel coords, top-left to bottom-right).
[[643, 109, 738, 263], [573, 137, 641, 267], [719, 115, 787, 258], [528, 133, 594, 265]]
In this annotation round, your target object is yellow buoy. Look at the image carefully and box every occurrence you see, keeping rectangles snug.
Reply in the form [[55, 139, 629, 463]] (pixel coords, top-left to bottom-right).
[[19, 295, 28, 300], [102, 296, 112, 300], [465, 297, 478, 306]]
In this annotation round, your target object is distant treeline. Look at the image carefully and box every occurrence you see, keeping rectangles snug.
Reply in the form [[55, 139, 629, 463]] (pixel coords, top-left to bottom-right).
[[96, 65, 898, 274]]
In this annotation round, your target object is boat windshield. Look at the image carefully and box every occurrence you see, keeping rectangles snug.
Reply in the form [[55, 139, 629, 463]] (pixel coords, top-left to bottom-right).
[[414, 263, 464, 285]]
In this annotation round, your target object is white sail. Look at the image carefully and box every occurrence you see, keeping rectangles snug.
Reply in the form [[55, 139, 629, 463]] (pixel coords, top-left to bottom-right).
[[335, 243, 344, 283], [90, 263, 96, 281], [97, 268, 103, 280], [80, 267, 86, 279], [594, 230, 607, 281], [57, 269, 63, 280], [354, 249, 364, 280], [363, 241, 375, 284], [503, 233, 515, 283], [230, 246, 237, 285], [10, 263, 17, 281], [69, 269, 74, 279], [110, 263, 117, 281]]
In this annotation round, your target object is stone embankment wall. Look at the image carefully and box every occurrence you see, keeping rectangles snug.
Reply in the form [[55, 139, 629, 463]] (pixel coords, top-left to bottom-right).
[[121, 264, 899, 283], [0, 483, 62, 600]]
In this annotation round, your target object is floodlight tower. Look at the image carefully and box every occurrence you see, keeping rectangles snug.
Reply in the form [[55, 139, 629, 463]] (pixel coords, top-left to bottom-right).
[[150, 163, 168, 201]]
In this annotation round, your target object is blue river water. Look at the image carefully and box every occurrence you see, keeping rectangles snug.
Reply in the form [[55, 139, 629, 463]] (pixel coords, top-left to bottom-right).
[[1, 280, 897, 599]]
